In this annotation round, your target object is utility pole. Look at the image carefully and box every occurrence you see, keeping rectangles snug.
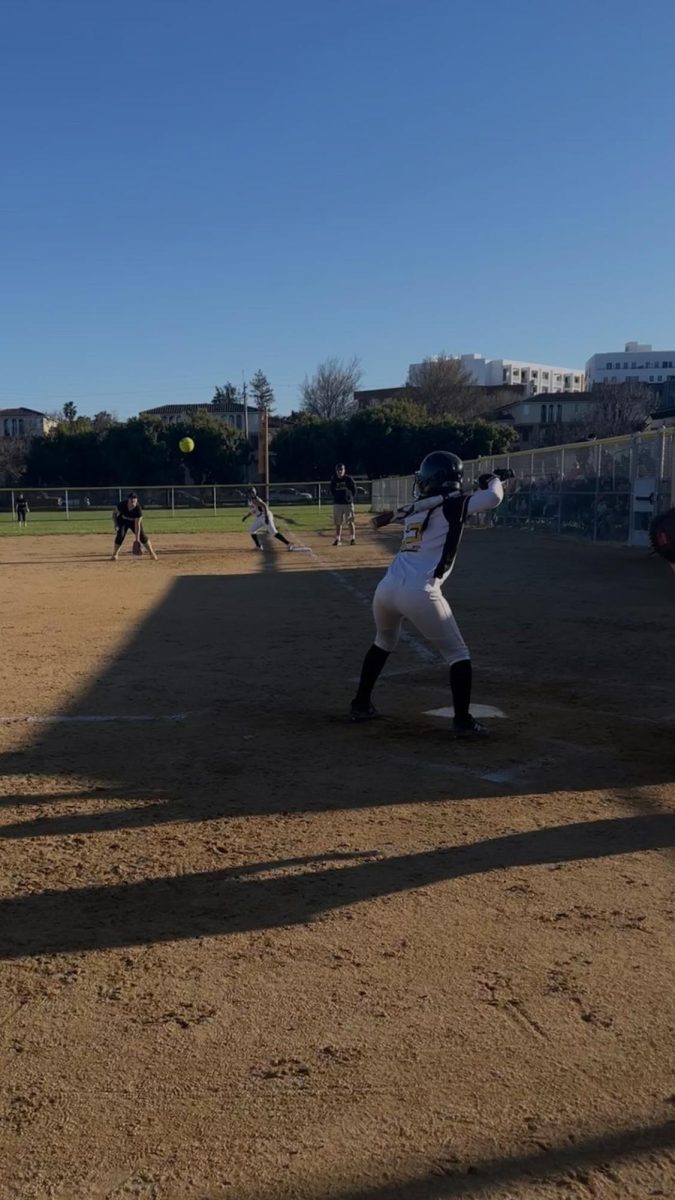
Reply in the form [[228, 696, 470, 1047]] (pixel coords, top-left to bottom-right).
[[241, 375, 250, 482], [258, 405, 270, 502]]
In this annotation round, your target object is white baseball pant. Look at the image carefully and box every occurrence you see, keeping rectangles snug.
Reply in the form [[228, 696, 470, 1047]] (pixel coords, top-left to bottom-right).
[[372, 576, 469, 665]]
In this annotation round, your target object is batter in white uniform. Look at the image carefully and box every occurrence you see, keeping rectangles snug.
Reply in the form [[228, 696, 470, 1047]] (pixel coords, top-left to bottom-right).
[[350, 451, 507, 736]]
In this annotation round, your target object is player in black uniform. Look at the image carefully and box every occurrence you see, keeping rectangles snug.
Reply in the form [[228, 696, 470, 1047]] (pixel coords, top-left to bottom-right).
[[16, 494, 29, 528], [111, 493, 158, 561]]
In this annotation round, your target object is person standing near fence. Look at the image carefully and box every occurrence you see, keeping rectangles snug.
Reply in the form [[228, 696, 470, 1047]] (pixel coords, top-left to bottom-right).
[[16, 494, 29, 528], [330, 463, 357, 546], [111, 493, 158, 561]]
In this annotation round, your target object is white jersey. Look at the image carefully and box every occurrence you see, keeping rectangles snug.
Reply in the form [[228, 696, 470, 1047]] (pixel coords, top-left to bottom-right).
[[385, 478, 503, 587], [249, 498, 278, 536]]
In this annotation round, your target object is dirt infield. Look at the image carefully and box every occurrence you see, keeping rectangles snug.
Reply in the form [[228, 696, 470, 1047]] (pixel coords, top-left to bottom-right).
[[0, 526, 673, 1200]]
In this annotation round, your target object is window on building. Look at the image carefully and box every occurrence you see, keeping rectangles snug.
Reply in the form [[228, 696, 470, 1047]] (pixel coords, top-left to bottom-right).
[[531, 370, 538, 377], [548, 404, 554, 423], [502, 368, 508, 381], [658, 375, 663, 381], [557, 404, 563, 423], [18, 419, 24, 436], [543, 371, 549, 379], [3, 420, 9, 436], [605, 361, 612, 369], [540, 404, 547, 424], [11, 419, 17, 436], [649, 376, 654, 382], [574, 376, 580, 383], [615, 362, 621, 369], [236, 414, 242, 429], [512, 368, 520, 377]]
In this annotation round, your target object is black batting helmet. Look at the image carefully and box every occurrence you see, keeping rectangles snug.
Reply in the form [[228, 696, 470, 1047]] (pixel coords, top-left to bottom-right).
[[414, 451, 463, 498]]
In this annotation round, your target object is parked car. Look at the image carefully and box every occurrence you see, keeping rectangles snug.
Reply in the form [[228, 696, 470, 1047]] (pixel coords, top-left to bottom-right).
[[268, 487, 313, 505]]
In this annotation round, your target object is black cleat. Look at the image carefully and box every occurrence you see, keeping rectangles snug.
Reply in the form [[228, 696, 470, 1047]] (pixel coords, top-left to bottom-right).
[[349, 701, 379, 723], [453, 715, 489, 738]]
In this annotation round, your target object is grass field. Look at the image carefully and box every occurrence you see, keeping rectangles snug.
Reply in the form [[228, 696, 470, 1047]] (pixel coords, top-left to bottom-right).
[[0, 504, 371, 537], [0, 526, 673, 1199]]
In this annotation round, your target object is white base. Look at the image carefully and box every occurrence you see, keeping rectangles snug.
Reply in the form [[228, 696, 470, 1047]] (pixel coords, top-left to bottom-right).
[[424, 704, 507, 720]]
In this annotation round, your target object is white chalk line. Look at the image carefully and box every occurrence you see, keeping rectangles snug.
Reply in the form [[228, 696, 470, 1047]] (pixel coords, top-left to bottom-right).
[[297, 540, 437, 665], [0, 713, 189, 725], [390, 754, 522, 787]]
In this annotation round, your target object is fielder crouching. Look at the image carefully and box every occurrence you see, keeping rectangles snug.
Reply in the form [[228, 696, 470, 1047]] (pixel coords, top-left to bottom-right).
[[350, 452, 511, 737]]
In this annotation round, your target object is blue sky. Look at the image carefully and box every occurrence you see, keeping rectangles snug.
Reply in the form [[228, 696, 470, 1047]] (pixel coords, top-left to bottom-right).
[[2, 0, 674, 418]]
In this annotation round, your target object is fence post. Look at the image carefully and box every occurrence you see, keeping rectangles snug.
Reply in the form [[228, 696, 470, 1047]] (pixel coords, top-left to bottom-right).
[[657, 430, 666, 513], [65, 489, 70, 520], [317, 482, 321, 508], [11, 490, 15, 521], [592, 442, 600, 541], [213, 485, 217, 516]]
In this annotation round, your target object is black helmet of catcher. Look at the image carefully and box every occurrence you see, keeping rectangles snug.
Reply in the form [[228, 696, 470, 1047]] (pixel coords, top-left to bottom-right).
[[414, 451, 463, 499]]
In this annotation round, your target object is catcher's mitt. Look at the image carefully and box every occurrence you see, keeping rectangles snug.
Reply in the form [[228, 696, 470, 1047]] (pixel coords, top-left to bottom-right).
[[649, 508, 675, 563], [132, 540, 143, 556]]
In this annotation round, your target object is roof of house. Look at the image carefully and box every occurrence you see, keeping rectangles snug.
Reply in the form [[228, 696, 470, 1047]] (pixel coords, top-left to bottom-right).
[[140, 403, 259, 417], [488, 391, 594, 417], [0, 407, 51, 418]]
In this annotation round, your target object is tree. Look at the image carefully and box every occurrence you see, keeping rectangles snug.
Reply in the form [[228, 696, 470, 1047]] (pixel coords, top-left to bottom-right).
[[92, 411, 117, 431], [406, 354, 485, 419], [62, 401, 78, 423], [270, 404, 516, 481], [585, 383, 656, 438], [0, 438, 27, 486], [300, 356, 362, 419], [212, 383, 240, 405], [249, 369, 275, 412]]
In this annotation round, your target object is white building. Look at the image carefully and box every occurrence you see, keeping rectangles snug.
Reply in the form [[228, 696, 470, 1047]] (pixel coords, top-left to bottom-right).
[[409, 353, 585, 396], [585, 342, 675, 388], [0, 407, 57, 439], [140, 401, 261, 435]]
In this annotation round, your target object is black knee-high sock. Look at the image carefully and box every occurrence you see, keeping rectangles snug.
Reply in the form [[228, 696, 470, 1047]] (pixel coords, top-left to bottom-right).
[[274, 531, 291, 546], [450, 658, 472, 721], [353, 644, 389, 707], [251, 534, 262, 548]]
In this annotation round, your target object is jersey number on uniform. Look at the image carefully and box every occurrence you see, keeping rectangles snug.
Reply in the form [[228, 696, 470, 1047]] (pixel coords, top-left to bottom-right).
[[401, 519, 425, 551]]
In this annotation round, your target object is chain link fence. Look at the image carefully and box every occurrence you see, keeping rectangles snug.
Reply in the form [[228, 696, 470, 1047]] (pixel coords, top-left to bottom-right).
[[371, 429, 675, 547], [0, 480, 373, 524]]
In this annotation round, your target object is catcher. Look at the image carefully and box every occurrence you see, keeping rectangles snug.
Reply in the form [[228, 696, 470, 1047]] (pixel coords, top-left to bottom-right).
[[350, 452, 512, 736], [649, 507, 675, 573]]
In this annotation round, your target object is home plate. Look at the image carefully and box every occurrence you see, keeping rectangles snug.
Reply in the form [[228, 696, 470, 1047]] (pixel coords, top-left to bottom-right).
[[424, 704, 507, 720]]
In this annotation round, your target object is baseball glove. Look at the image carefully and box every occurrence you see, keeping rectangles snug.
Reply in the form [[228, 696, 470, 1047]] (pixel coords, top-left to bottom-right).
[[649, 507, 675, 563], [132, 540, 143, 556]]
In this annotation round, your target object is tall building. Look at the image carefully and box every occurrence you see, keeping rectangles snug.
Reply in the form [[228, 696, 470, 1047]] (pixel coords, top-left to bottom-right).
[[409, 353, 585, 397], [585, 342, 675, 388]]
